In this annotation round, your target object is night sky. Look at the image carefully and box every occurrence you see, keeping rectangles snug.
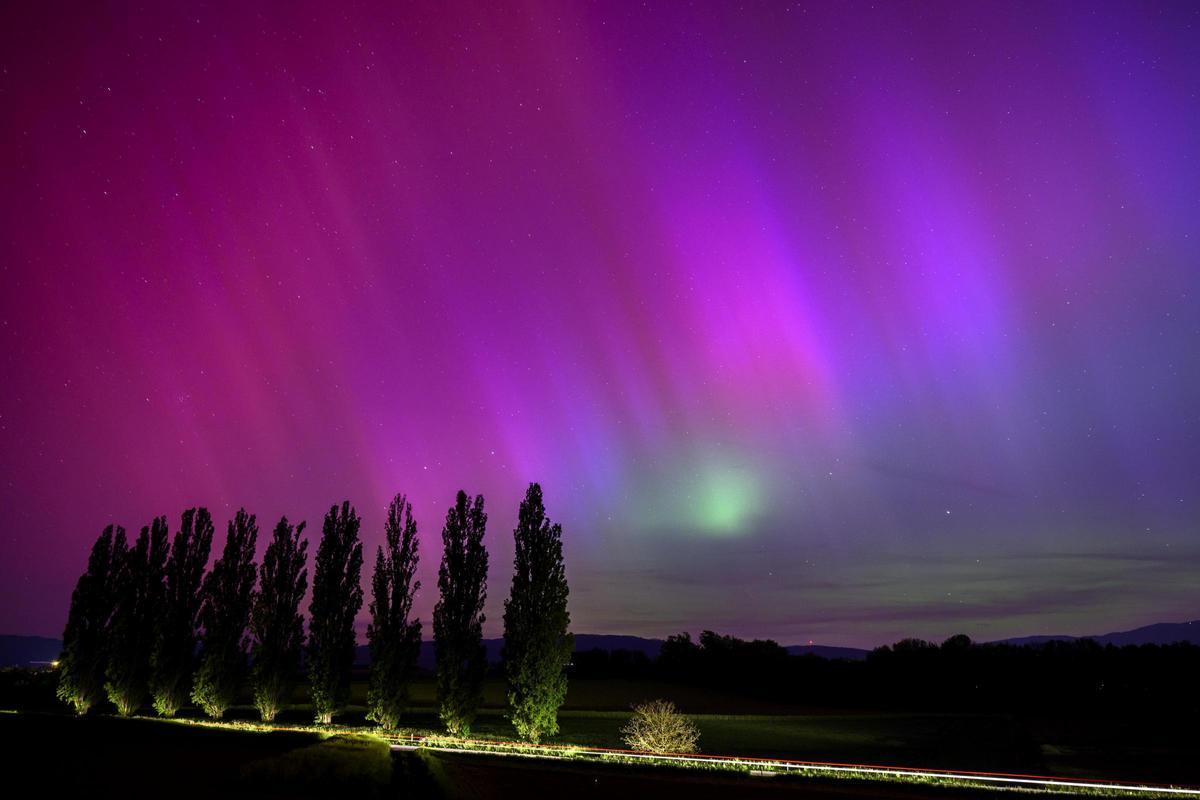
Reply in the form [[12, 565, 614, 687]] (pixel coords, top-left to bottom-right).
[[2, 2, 1197, 648]]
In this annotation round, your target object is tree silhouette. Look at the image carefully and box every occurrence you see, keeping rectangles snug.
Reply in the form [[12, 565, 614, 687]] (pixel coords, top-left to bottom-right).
[[249, 516, 308, 722], [57, 525, 124, 714], [151, 507, 214, 716], [433, 490, 489, 735], [105, 517, 168, 715], [366, 493, 423, 729], [192, 508, 258, 719], [502, 483, 573, 742], [308, 501, 364, 724]]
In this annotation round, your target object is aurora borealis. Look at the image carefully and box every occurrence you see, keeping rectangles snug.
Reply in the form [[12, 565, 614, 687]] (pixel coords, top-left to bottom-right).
[[1, 1, 1197, 647]]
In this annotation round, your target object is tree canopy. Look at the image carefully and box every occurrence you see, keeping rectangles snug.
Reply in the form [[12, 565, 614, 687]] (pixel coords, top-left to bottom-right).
[[308, 501, 364, 724], [105, 517, 168, 715], [366, 494, 422, 729], [191, 509, 258, 719], [151, 507, 213, 717], [250, 516, 308, 722], [57, 525, 124, 714], [502, 483, 572, 742], [433, 490, 488, 736]]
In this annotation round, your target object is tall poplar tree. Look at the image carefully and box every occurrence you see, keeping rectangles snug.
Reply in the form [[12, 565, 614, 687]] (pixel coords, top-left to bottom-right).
[[105, 517, 169, 715], [151, 507, 214, 716], [192, 508, 258, 718], [57, 525, 124, 714], [433, 490, 488, 735], [250, 516, 309, 722], [366, 493, 422, 729], [308, 501, 364, 724], [502, 483, 573, 742]]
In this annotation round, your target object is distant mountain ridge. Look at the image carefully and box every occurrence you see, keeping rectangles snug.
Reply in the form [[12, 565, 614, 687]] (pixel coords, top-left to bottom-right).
[[989, 620, 1200, 648], [4, 620, 1196, 668], [0, 635, 61, 668], [786, 644, 869, 660]]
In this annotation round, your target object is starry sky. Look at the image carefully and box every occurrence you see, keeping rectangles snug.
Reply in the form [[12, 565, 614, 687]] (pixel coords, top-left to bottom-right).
[[2, 2, 1197, 648]]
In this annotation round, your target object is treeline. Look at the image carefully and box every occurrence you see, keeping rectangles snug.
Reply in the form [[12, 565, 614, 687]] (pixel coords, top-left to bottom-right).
[[574, 630, 1200, 712], [56, 483, 572, 741]]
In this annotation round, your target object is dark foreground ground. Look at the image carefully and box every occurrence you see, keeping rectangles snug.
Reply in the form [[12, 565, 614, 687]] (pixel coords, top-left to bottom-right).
[[1, 713, 1080, 800], [407, 750, 1027, 800], [10, 672, 1196, 785], [0, 714, 1041, 800], [6, 665, 1200, 795]]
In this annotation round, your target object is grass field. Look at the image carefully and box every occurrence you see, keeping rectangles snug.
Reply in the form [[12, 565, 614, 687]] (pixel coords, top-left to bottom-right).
[[4, 673, 1198, 793], [408, 748, 1045, 800], [272, 677, 1198, 785], [6, 711, 1195, 800], [1, 712, 1058, 800], [1, 712, 393, 799]]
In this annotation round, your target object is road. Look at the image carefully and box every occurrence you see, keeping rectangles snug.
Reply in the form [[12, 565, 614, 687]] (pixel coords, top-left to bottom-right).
[[393, 736, 1200, 798], [407, 748, 1062, 799]]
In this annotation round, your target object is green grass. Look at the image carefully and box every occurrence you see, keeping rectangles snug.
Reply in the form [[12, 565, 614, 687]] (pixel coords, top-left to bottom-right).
[[392, 710, 1042, 772], [400, 737, 1184, 798], [1, 712, 343, 798], [6, 673, 1199, 793], [148, 698, 1200, 788], [5, 710, 1196, 799], [87, 677, 1197, 786], [239, 733, 392, 793]]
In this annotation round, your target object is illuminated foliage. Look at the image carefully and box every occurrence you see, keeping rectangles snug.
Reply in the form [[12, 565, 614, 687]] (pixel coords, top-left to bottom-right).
[[366, 494, 422, 729], [250, 516, 308, 722], [57, 525, 124, 714], [502, 483, 572, 743], [620, 699, 700, 754], [151, 507, 214, 717], [308, 501, 364, 725], [433, 490, 489, 736], [105, 517, 168, 715], [192, 508, 258, 719]]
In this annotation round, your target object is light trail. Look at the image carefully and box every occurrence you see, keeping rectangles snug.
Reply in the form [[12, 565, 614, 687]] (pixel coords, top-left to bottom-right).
[[388, 734, 1200, 797]]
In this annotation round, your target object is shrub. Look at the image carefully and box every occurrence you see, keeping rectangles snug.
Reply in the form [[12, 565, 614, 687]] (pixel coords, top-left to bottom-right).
[[620, 699, 700, 753]]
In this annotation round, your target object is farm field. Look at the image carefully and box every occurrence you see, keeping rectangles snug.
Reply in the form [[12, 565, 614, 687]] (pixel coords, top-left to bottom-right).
[[282, 678, 1200, 785], [6, 711, 1198, 799], [4, 672, 1198, 792], [1, 712, 391, 799], [407, 748, 1028, 800], [4, 681, 1195, 791], [1, 712, 1045, 800]]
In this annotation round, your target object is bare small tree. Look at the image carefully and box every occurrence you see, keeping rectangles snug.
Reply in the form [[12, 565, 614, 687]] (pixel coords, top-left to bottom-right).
[[620, 699, 700, 753]]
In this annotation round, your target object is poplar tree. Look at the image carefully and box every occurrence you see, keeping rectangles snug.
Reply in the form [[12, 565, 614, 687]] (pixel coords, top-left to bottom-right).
[[192, 508, 258, 718], [366, 493, 422, 729], [250, 517, 309, 722], [502, 483, 573, 742], [151, 507, 214, 716], [433, 490, 488, 735], [308, 501, 364, 724], [57, 525, 124, 714], [105, 517, 169, 715]]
